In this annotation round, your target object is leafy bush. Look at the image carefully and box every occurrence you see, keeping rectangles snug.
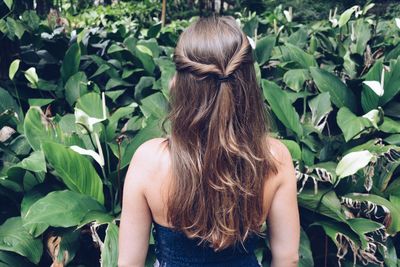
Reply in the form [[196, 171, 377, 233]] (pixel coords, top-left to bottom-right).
[[0, 1, 400, 266]]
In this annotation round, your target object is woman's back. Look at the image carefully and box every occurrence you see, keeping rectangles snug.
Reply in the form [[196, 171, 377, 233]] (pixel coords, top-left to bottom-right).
[[143, 137, 281, 230], [133, 137, 287, 266], [118, 15, 300, 267]]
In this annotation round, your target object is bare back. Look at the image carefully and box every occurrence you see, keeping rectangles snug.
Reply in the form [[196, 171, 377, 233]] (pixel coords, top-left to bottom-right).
[[143, 136, 284, 228], [118, 135, 300, 267]]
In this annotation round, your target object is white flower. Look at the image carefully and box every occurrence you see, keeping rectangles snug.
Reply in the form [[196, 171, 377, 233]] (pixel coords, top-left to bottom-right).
[[247, 36, 256, 49], [283, 7, 293, 23], [395, 18, 400, 29], [362, 67, 385, 97]]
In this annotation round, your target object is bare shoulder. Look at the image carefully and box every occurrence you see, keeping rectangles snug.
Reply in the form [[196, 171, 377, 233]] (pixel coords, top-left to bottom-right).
[[266, 136, 293, 165], [266, 136, 296, 184], [131, 137, 169, 164], [125, 137, 170, 187]]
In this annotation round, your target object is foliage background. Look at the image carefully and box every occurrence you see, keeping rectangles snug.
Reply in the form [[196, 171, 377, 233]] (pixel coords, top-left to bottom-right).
[[0, 0, 400, 266]]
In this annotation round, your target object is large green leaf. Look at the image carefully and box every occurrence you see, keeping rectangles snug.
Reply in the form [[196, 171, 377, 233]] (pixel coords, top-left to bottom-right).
[[0, 86, 22, 121], [336, 107, 372, 142], [280, 43, 317, 68], [0, 217, 43, 264], [101, 223, 119, 267], [61, 43, 81, 84], [24, 107, 59, 151], [283, 69, 310, 92], [105, 103, 137, 141], [140, 92, 169, 119], [381, 58, 400, 106], [262, 80, 303, 137], [23, 190, 105, 237], [76, 92, 106, 119], [42, 142, 105, 204], [298, 189, 347, 222], [308, 92, 332, 132], [380, 116, 400, 133], [155, 57, 175, 97], [12, 150, 46, 173], [0, 250, 34, 267], [310, 67, 356, 111], [338, 6, 357, 28], [255, 35, 275, 65], [65, 72, 88, 106], [20, 189, 48, 237], [361, 60, 382, 112]]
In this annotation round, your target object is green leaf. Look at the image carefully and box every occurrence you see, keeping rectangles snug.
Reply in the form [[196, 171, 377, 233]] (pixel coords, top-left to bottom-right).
[[9, 59, 20, 80], [21, 11, 40, 31], [4, 0, 13, 9], [90, 64, 110, 79], [0, 250, 34, 267], [298, 228, 314, 267], [298, 189, 347, 222], [0, 217, 43, 264], [283, 69, 310, 92], [380, 117, 400, 133], [101, 223, 119, 267], [336, 107, 372, 142], [140, 92, 168, 119], [288, 28, 308, 48], [65, 72, 88, 106], [310, 67, 356, 111], [42, 142, 105, 204], [338, 6, 357, 28], [385, 134, 400, 145], [361, 60, 382, 112], [147, 23, 162, 38], [134, 76, 155, 100], [23, 190, 105, 236], [308, 92, 332, 132], [336, 150, 373, 179], [24, 67, 38, 87], [28, 98, 54, 106], [76, 92, 105, 119], [262, 80, 303, 137], [242, 16, 258, 37], [255, 35, 275, 65], [20, 189, 48, 237], [61, 43, 81, 84], [24, 107, 58, 151], [280, 43, 317, 68], [155, 57, 175, 97], [14, 151, 46, 173], [105, 78, 132, 91], [280, 139, 301, 161], [381, 59, 400, 106], [0, 86, 22, 121], [312, 220, 361, 250], [105, 103, 137, 141]]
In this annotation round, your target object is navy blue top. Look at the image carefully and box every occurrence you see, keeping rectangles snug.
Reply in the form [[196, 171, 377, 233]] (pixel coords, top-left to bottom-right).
[[151, 221, 263, 267]]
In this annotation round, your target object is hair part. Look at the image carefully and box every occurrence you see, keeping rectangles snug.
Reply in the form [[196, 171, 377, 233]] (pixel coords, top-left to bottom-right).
[[166, 15, 278, 251]]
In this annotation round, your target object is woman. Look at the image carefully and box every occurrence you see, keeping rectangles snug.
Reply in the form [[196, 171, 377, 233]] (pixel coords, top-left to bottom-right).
[[118, 15, 300, 267]]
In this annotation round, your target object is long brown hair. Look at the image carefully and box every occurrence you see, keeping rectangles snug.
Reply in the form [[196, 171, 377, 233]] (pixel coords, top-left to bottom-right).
[[166, 15, 278, 251]]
